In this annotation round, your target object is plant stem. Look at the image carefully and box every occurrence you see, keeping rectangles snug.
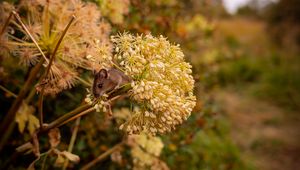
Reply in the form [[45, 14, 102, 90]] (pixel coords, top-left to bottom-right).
[[25, 87, 36, 103], [62, 117, 81, 170], [0, 12, 13, 38], [42, 104, 91, 132], [75, 76, 91, 87], [42, 84, 132, 132], [0, 85, 17, 98], [58, 108, 94, 128], [0, 0, 23, 37], [38, 15, 76, 129], [0, 59, 44, 152], [12, 11, 49, 64], [16, 84, 132, 154], [80, 142, 124, 170]]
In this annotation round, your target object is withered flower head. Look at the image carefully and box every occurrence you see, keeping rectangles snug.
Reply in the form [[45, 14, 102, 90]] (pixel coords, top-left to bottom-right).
[[3, 0, 112, 95]]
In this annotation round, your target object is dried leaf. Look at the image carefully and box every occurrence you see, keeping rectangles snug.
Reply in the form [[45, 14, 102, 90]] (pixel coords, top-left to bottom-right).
[[15, 101, 37, 134], [15, 102, 29, 133], [61, 151, 80, 163], [28, 114, 40, 135], [48, 128, 61, 148]]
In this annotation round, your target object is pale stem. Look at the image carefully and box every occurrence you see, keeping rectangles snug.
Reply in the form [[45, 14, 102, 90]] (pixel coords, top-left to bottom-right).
[[38, 15, 76, 129], [62, 117, 81, 170], [0, 85, 17, 98], [80, 142, 124, 170], [12, 11, 49, 64]]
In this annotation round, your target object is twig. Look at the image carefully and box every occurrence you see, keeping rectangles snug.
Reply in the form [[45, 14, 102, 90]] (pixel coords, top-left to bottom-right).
[[0, 12, 13, 37], [0, 85, 17, 98], [43, 84, 131, 132], [38, 15, 76, 129], [0, 0, 24, 37], [62, 117, 81, 170], [12, 11, 49, 64], [43, 104, 91, 132], [58, 108, 94, 128], [25, 87, 36, 103], [75, 76, 92, 87], [43, 15, 76, 80], [80, 142, 124, 170], [15, 84, 132, 155]]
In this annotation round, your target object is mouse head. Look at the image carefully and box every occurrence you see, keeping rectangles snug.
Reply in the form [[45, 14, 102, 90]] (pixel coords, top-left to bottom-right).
[[92, 69, 114, 98]]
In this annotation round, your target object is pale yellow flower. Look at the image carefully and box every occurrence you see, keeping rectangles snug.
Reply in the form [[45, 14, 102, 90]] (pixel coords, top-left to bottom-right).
[[112, 33, 196, 134]]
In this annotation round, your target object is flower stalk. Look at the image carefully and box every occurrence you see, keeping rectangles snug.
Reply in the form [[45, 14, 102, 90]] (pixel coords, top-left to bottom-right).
[[80, 142, 124, 170], [62, 117, 81, 170], [38, 15, 76, 129], [12, 11, 49, 64]]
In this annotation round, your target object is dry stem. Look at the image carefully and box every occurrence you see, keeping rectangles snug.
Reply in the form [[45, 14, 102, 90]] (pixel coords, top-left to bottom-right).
[[38, 15, 76, 129], [12, 11, 49, 64], [80, 142, 124, 170], [62, 117, 81, 170], [0, 85, 17, 98]]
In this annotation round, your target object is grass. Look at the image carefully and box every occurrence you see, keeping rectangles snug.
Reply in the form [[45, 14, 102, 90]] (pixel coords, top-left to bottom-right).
[[212, 18, 300, 111]]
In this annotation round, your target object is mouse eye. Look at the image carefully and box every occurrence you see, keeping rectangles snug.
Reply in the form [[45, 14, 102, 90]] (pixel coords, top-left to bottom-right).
[[98, 84, 103, 88]]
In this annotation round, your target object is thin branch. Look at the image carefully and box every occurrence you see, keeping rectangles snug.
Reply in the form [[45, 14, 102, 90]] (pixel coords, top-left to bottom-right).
[[38, 93, 44, 128], [62, 117, 81, 170], [0, 12, 13, 37], [0, 85, 17, 98], [0, 0, 24, 37], [44, 104, 91, 131], [80, 142, 124, 170], [57, 108, 94, 129], [38, 15, 76, 129], [75, 76, 92, 87], [44, 15, 76, 80], [15, 84, 132, 155], [25, 87, 36, 103], [43, 84, 131, 132], [12, 11, 49, 64]]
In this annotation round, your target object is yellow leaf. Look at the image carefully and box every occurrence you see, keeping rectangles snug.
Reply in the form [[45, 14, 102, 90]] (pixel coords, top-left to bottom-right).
[[15, 102, 35, 133], [27, 114, 40, 135]]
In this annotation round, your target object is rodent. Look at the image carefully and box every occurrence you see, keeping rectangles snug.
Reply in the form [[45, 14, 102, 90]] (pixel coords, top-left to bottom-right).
[[92, 68, 132, 98]]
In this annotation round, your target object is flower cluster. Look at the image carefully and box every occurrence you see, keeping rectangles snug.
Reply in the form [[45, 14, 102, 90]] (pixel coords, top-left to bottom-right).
[[98, 0, 130, 24], [3, 0, 112, 94], [85, 91, 109, 113], [111, 33, 196, 134], [127, 133, 168, 170]]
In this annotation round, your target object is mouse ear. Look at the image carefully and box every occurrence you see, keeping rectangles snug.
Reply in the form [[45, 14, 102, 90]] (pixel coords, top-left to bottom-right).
[[99, 69, 108, 78]]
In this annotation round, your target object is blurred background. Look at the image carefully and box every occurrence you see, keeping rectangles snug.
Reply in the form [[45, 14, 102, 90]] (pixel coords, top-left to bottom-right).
[[0, 0, 299, 169]]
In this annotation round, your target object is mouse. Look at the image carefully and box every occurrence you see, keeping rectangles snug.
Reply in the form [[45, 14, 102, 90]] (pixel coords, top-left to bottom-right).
[[92, 68, 132, 98]]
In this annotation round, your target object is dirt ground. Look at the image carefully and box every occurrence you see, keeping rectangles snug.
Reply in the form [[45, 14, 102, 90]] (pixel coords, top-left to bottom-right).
[[215, 89, 300, 170]]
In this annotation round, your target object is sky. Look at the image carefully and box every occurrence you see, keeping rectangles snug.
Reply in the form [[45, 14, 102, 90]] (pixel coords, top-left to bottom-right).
[[222, 0, 279, 14]]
